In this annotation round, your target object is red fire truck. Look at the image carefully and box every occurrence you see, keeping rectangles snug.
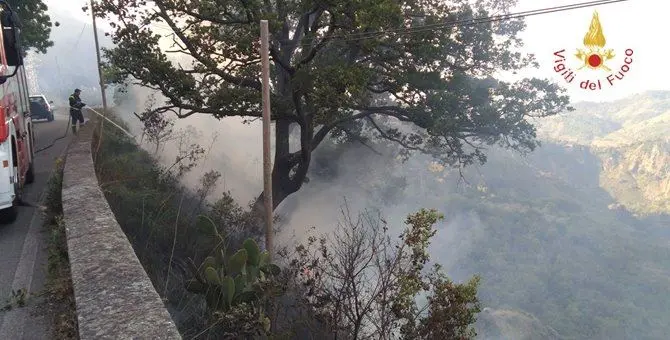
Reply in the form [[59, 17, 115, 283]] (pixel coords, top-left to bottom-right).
[[0, 2, 35, 222]]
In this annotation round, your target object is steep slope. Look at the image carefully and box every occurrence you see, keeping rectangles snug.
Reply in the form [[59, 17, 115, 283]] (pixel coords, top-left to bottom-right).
[[477, 308, 562, 340], [536, 91, 670, 215], [431, 144, 670, 339], [595, 140, 670, 214], [292, 93, 670, 339], [294, 139, 670, 339]]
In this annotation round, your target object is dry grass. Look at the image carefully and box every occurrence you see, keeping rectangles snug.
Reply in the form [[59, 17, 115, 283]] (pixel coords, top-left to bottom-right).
[[40, 157, 79, 339]]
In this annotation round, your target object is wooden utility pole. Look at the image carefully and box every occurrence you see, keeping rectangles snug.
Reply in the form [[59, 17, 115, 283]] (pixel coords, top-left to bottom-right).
[[90, 0, 107, 159], [260, 20, 273, 258], [90, 0, 108, 112]]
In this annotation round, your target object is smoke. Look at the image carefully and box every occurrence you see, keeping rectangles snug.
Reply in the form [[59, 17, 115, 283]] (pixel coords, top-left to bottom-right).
[[113, 83, 487, 279], [24, 54, 41, 94], [36, 6, 670, 339], [25, 2, 114, 106], [33, 13, 485, 275], [114, 85, 266, 205]]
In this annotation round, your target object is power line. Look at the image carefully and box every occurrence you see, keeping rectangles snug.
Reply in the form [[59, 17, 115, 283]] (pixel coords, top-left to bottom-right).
[[299, 0, 628, 46], [109, 0, 629, 57], [72, 23, 88, 50], [145, 0, 627, 48]]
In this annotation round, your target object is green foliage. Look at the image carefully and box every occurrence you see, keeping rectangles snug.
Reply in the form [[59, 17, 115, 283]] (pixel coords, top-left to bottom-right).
[[536, 91, 670, 215], [101, 63, 127, 85], [93, 112, 263, 337], [7, 0, 55, 54], [281, 207, 481, 339], [186, 229, 283, 337], [93, 0, 571, 206], [393, 210, 441, 322], [388, 141, 670, 339], [45, 157, 64, 217], [415, 274, 481, 339], [394, 210, 481, 339], [186, 235, 282, 310], [1, 289, 27, 311]]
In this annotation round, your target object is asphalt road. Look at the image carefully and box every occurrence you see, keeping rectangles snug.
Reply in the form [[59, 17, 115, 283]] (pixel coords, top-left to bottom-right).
[[0, 109, 75, 339]]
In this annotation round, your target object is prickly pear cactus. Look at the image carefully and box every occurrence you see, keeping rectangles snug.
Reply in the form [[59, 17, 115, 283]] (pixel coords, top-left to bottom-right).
[[185, 237, 282, 314]]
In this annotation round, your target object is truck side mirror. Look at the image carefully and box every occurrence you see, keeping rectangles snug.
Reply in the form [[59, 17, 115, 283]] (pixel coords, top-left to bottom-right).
[[0, 9, 22, 67]]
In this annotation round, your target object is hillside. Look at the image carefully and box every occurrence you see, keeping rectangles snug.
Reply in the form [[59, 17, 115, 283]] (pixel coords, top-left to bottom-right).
[[432, 142, 670, 339], [112, 83, 670, 338], [477, 308, 562, 340], [419, 91, 670, 338], [286, 91, 670, 339], [536, 91, 670, 215]]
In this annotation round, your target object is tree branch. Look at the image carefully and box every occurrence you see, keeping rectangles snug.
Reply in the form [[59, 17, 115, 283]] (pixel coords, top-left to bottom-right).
[[173, 7, 250, 25], [153, 0, 261, 91], [296, 14, 336, 70], [338, 127, 383, 156], [367, 116, 427, 153], [269, 46, 295, 74], [311, 111, 376, 151]]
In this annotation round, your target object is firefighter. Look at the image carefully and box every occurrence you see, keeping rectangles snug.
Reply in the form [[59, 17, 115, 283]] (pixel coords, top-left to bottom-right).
[[68, 88, 86, 134]]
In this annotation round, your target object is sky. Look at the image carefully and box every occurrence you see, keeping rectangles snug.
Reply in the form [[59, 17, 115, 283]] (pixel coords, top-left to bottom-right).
[[48, 0, 666, 104]]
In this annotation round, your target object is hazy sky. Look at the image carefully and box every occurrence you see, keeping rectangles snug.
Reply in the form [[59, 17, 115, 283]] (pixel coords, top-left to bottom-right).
[[50, 0, 664, 103]]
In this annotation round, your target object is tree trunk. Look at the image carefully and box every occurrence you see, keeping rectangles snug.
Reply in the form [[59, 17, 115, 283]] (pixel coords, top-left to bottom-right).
[[250, 33, 316, 238], [252, 142, 309, 213], [251, 117, 314, 232]]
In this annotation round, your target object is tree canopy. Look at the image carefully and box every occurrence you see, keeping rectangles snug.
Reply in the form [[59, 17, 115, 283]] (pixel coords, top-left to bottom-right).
[[93, 0, 571, 209], [8, 0, 55, 54]]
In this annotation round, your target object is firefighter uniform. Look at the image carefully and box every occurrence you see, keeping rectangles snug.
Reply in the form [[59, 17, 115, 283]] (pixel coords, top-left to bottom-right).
[[68, 89, 86, 133]]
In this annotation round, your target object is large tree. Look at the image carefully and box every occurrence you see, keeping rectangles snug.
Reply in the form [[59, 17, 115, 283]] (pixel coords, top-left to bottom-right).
[[8, 0, 55, 54], [93, 0, 570, 211]]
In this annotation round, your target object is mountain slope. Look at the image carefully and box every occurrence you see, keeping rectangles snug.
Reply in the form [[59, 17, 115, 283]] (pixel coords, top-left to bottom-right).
[[536, 90, 670, 215], [434, 143, 670, 339], [288, 91, 670, 339], [477, 308, 562, 340]]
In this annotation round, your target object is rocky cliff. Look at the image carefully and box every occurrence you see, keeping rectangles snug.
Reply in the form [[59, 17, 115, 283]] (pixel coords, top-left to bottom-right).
[[536, 90, 670, 215]]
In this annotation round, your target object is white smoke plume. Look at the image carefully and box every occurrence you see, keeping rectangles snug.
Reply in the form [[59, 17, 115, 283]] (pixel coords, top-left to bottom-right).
[[113, 82, 483, 281]]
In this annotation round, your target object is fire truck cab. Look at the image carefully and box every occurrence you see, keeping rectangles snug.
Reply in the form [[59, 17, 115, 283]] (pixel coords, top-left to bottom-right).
[[0, 2, 35, 222]]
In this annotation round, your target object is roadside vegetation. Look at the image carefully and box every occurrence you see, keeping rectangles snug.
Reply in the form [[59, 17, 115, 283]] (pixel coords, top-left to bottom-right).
[[41, 157, 79, 339], [92, 112, 482, 338], [93, 113, 262, 336]]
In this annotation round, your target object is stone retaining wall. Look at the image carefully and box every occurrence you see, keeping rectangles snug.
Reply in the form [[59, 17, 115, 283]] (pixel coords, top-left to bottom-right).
[[61, 125, 181, 339]]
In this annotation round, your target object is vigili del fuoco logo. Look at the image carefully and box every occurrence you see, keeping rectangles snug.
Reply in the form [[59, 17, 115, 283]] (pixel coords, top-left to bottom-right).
[[552, 10, 633, 90]]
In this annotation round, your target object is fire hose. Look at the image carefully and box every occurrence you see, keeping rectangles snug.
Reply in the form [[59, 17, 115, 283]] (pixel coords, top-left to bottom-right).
[[33, 106, 136, 154], [19, 107, 136, 208]]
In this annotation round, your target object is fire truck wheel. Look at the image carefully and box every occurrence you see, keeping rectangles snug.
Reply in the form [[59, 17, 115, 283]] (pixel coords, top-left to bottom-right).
[[0, 206, 18, 224], [26, 162, 35, 184], [0, 182, 21, 223]]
